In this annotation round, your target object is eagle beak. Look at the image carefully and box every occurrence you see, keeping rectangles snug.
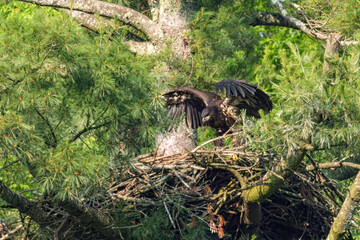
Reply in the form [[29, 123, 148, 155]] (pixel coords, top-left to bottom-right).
[[202, 116, 211, 123]]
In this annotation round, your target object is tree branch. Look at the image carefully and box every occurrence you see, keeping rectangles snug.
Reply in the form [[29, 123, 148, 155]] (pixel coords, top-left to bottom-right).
[[125, 41, 158, 55], [57, 197, 119, 239], [242, 147, 306, 203], [0, 223, 23, 240], [18, 0, 163, 42], [70, 122, 109, 142], [270, 0, 327, 41], [0, 181, 50, 228], [327, 171, 360, 240], [306, 160, 360, 171], [247, 12, 300, 29], [62, 9, 114, 32], [0, 159, 22, 172], [34, 106, 58, 147]]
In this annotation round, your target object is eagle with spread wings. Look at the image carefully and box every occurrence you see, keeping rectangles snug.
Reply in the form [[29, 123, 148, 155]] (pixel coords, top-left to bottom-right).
[[164, 79, 272, 136]]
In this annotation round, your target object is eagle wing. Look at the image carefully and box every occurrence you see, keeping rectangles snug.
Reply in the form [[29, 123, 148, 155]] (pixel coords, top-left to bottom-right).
[[215, 79, 272, 118], [164, 87, 215, 129]]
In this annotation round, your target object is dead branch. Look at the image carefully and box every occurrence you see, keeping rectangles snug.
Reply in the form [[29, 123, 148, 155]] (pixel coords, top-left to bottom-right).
[[0, 223, 23, 240], [271, 0, 327, 41], [306, 161, 360, 171], [108, 141, 339, 239]]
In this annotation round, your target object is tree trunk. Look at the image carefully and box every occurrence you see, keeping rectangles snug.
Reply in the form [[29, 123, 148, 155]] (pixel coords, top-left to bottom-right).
[[322, 33, 343, 75], [149, 0, 191, 58]]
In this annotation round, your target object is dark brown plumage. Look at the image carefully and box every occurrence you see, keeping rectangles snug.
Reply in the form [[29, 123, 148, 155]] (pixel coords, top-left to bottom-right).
[[164, 79, 272, 135]]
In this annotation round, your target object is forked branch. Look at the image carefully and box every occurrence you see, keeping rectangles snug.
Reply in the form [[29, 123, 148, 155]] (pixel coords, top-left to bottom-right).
[[18, 0, 162, 42]]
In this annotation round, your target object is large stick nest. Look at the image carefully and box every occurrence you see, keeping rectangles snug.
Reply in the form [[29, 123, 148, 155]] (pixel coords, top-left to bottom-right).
[[109, 145, 345, 239]]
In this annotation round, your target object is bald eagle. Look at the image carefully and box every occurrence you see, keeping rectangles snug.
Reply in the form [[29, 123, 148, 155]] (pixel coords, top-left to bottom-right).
[[164, 79, 272, 136]]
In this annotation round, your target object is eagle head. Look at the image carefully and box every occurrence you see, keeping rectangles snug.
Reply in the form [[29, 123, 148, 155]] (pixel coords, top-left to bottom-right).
[[201, 107, 217, 124]]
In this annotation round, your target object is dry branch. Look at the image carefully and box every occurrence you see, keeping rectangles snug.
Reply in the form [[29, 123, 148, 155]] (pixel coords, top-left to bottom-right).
[[108, 144, 342, 239], [270, 0, 327, 40], [307, 161, 360, 171]]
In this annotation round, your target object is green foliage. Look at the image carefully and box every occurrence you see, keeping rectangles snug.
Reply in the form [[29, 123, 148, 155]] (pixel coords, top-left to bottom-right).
[[295, 0, 360, 36], [243, 38, 360, 161], [189, 4, 261, 89], [1, 0, 360, 238], [129, 208, 173, 240], [0, 2, 160, 201]]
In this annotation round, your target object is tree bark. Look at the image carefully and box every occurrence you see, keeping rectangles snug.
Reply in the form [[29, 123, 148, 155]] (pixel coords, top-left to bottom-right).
[[322, 32, 343, 75], [0, 181, 50, 228], [62, 9, 114, 32], [242, 202, 261, 237], [327, 171, 360, 240], [19, 0, 191, 57], [20, 0, 162, 42], [242, 148, 306, 203], [57, 197, 119, 239]]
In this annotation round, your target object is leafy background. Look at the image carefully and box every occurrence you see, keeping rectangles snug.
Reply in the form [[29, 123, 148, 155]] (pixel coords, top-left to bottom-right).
[[1, 0, 360, 238]]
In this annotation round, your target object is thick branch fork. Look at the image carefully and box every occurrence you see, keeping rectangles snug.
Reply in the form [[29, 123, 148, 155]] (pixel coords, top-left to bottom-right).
[[19, 0, 163, 42]]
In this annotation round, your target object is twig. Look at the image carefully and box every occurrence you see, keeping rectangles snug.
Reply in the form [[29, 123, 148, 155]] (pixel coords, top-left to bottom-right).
[[0, 159, 21, 172], [163, 200, 176, 228], [0, 223, 23, 240], [21, 219, 31, 240], [70, 122, 109, 142], [306, 155, 359, 171], [174, 171, 191, 190], [113, 195, 156, 205], [192, 132, 240, 152], [135, 164, 205, 171], [34, 106, 57, 146]]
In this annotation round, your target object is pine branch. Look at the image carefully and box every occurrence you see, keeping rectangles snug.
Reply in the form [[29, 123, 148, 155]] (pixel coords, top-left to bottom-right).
[[306, 158, 360, 171], [34, 106, 58, 147], [247, 12, 300, 29], [249, 1, 357, 47], [62, 10, 149, 42], [70, 122, 109, 142], [70, 105, 110, 142], [125, 41, 158, 55], [0, 159, 22, 171]]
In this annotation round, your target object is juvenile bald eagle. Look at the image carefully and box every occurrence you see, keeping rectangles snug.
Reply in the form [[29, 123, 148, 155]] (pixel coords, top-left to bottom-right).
[[164, 79, 272, 136]]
